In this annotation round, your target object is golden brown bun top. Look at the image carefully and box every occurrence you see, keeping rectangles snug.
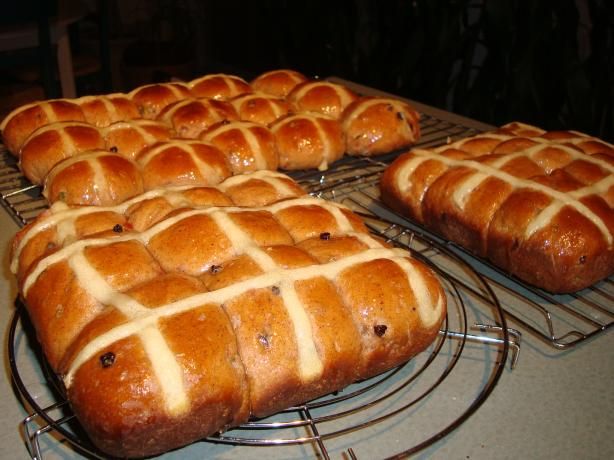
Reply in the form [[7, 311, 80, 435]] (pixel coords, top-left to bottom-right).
[[43, 150, 144, 206], [229, 92, 291, 126], [1, 99, 86, 154], [76, 94, 141, 127], [188, 74, 252, 100], [200, 120, 279, 173], [129, 83, 193, 119], [287, 80, 358, 119], [250, 69, 309, 98], [342, 96, 421, 156], [157, 97, 239, 139]]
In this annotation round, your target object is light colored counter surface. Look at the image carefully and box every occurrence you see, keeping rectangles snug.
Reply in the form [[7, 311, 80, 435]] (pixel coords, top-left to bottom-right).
[[1, 90, 612, 459]]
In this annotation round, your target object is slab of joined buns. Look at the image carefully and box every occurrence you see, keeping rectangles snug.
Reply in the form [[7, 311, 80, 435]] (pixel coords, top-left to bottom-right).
[[380, 122, 614, 293], [0, 70, 421, 207], [11, 170, 446, 458]]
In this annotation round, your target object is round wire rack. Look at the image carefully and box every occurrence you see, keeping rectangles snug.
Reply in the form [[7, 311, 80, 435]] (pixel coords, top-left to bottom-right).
[[8, 224, 514, 460]]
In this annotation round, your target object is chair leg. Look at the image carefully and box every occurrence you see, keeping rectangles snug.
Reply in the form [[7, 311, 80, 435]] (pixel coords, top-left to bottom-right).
[[56, 24, 77, 98], [36, 13, 57, 98]]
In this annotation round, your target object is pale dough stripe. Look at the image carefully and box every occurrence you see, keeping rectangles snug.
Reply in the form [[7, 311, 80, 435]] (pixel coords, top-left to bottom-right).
[[1, 100, 69, 131], [19, 197, 364, 294], [451, 141, 614, 206], [344, 98, 414, 142], [20, 121, 92, 147], [312, 116, 333, 171], [202, 122, 268, 170], [78, 96, 120, 122], [234, 94, 286, 119], [42, 151, 111, 203], [102, 121, 161, 146], [292, 82, 354, 108], [210, 210, 324, 380], [64, 246, 423, 386], [68, 252, 189, 415], [440, 133, 614, 174], [396, 149, 612, 246], [11, 171, 303, 274], [136, 140, 222, 183], [393, 257, 443, 328], [158, 98, 193, 122]]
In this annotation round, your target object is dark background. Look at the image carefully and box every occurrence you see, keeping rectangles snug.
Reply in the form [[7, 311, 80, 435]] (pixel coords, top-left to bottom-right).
[[2, 0, 613, 141]]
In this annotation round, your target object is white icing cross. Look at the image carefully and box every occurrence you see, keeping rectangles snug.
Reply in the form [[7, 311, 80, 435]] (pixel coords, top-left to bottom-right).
[[19, 187, 443, 419]]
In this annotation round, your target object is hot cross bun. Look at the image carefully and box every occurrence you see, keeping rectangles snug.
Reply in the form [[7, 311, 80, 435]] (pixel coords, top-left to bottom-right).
[[381, 122, 614, 292], [12, 170, 446, 458]]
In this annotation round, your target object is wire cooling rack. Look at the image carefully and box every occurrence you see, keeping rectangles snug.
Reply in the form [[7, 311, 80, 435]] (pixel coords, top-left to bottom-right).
[[2, 109, 518, 458], [8, 217, 513, 459]]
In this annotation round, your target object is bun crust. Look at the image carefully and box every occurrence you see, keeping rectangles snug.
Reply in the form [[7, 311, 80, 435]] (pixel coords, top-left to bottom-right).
[[12, 171, 446, 458], [380, 122, 614, 293]]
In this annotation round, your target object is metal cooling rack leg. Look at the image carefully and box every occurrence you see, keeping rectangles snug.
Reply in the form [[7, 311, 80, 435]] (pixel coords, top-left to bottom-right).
[[21, 401, 76, 460], [301, 406, 331, 460], [441, 324, 521, 369]]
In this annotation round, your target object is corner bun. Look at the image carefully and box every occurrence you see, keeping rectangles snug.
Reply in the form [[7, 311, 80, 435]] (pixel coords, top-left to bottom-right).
[[20, 121, 105, 184], [1, 100, 86, 155], [342, 97, 421, 156]]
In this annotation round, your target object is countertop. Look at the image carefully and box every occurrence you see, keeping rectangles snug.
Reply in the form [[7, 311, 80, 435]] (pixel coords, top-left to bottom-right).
[[1, 83, 613, 459]]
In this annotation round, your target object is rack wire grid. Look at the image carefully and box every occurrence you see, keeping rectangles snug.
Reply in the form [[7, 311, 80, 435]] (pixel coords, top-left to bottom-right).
[[2, 110, 520, 459]]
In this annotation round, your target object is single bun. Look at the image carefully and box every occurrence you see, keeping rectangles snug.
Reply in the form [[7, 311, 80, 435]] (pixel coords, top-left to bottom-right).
[[129, 83, 193, 119], [157, 98, 239, 139], [12, 171, 445, 458], [44, 150, 144, 206], [229, 92, 291, 125], [287, 81, 358, 119], [20, 121, 105, 184], [77, 94, 140, 127], [380, 122, 614, 293], [188, 74, 252, 100], [137, 140, 232, 190], [102, 120, 174, 160], [1, 99, 86, 155], [270, 113, 345, 170], [250, 69, 308, 98], [200, 120, 279, 173], [342, 96, 421, 156]]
